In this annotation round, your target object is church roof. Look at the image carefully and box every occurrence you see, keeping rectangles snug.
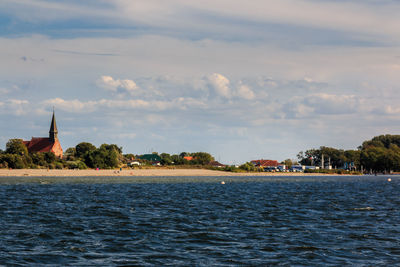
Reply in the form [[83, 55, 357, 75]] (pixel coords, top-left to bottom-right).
[[24, 138, 55, 153], [49, 111, 58, 134]]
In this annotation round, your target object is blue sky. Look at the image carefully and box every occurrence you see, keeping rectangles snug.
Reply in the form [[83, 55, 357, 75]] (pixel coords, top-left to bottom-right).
[[1, 0, 400, 164]]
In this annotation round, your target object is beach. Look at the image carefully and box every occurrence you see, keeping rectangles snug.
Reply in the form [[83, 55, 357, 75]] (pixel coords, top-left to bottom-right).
[[0, 168, 324, 177]]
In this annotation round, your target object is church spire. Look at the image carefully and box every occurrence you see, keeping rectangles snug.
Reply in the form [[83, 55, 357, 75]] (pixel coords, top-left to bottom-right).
[[49, 109, 58, 142]]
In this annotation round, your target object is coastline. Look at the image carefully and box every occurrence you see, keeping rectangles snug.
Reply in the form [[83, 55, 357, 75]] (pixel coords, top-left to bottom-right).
[[0, 168, 333, 177]]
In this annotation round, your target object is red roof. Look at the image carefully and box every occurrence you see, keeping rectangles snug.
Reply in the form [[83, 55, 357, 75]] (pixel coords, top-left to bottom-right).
[[184, 156, 194, 161], [209, 161, 225, 167], [24, 137, 55, 153], [250, 159, 279, 167]]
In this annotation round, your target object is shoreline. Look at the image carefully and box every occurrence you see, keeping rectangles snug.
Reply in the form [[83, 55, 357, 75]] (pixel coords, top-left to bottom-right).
[[0, 168, 337, 177]]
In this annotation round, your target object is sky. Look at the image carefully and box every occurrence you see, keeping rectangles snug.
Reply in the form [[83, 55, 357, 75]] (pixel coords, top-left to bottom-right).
[[1, 0, 400, 164]]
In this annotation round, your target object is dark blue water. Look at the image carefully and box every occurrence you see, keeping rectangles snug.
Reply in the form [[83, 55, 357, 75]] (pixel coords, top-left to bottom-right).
[[1, 176, 400, 266]]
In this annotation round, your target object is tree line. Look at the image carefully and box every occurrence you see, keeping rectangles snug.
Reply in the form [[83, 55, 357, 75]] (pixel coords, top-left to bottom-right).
[[297, 134, 400, 173], [0, 139, 216, 169], [0, 139, 123, 169]]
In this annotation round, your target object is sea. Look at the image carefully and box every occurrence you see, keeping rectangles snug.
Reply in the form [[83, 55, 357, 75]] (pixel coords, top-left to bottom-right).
[[0, 175, 399, 266]]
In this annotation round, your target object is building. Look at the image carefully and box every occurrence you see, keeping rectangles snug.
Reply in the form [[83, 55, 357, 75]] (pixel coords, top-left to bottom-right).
[[209, 161, 225, 168], [23, 111, 63, 158], [138, 154, 162, 163], [250, 159, 279, 168]]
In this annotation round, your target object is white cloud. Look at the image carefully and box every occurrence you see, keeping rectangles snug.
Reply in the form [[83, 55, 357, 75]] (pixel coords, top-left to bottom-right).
[[0, 99, 30, 116], [0, 88, 9, 94], [8, 99, 28, 105], [97, 76, 138, 95], [3, 0, 400, 42], [111, 0, 400, 42], [287, 93, 360, 117], [304, 77, 314, 83], [41, 97, 207, 114], [43, 98, 99, 113], [236, 84, 255, 100], [383, 105, 400, 115], [207, 73, 231, 98], [306, 94, 359, 115]]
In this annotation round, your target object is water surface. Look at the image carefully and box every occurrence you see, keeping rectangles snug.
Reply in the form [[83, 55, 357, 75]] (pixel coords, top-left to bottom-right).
[[1, 175, 399, 265]]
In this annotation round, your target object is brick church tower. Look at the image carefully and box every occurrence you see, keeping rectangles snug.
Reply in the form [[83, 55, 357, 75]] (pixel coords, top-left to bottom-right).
[[23, 111, 63, 158]]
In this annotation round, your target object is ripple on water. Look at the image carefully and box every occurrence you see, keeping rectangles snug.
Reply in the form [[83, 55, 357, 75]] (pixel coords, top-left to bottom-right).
[[0, 176, 400, 265]]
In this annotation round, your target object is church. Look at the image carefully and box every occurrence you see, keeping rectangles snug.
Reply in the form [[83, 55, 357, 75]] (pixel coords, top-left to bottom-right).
[[23, 111, 63, 158]]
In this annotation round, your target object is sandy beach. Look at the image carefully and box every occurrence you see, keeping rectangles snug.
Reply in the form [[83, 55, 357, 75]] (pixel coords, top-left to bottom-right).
[[0, 168, 325, 177]]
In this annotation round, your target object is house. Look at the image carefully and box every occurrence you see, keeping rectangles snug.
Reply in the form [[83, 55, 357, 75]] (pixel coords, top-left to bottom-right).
[[209, 161, 225, 168], [250, 159, 279, 168], [23, 111, 63, 158], [184, 156, 194, 161], [138, 154, 162, 163], [128, 160, 141, 167]]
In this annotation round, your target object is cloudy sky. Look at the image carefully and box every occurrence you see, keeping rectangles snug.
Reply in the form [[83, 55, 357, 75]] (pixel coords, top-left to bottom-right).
[[1, 0, 399, 163]]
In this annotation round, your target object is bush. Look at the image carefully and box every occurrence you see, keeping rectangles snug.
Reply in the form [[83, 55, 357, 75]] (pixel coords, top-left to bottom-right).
[[66, 160, 88, 170], [239, 162, 257, 172], [0, 154, 28, 169], [55, 162, 63, 169]]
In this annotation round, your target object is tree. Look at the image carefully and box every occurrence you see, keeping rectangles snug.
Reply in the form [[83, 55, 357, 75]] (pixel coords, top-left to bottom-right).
[[160, 153, 173, 165], [83, 143, 121, 169], [171, 154, 185, 165], [297, 149, 319, 166], [344, 150, 361, 170], [179, 152, 190, 158], [31, 153, 47, 166], [44, 152, 56, 164], [283, 159, 296, 169], [100, 144, 122, 154], [6, 139, 28, 155], [239, 162, 257, 172], [360, 146, 386, 173], [191, 152, 214, 165], [75, 142, 96, 158], [0, 154, 27, 169], [360, 135, 400, 173], [64, 147, 76, 160]]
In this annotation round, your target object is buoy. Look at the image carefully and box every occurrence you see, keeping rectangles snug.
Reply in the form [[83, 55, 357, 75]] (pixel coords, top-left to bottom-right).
[[388, 178, 392, 182], [221, 181, 225, 184]]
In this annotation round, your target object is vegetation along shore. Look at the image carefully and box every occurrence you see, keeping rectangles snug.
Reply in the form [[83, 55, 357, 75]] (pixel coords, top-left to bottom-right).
[[1, 134, 399, 175]]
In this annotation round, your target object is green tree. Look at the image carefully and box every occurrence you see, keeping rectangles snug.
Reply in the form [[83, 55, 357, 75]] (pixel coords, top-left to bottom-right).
[[360, 146, 386, 173], [160, 153, 173, 165], [100, 144, 122, 154], [31, 153, 47, 166], [179, 152, 190, 158], [0, 154, 27, 169], [6, 139, 28, 155], [44, 152, 56, 164], [283, 159, 296, 169], [360, 135, 400, 173], [75, 142, 96, 158], [171, 154, 185, 165], [297, 149, 319, 166], [84, 143, 121, 169], [191, 152, 214, 165], [239, 162, 257, 172], [64, 147, 76, 160]]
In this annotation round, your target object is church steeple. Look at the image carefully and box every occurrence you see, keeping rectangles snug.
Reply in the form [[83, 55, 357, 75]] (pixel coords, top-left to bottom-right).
[[49, 110, 58, 142]]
